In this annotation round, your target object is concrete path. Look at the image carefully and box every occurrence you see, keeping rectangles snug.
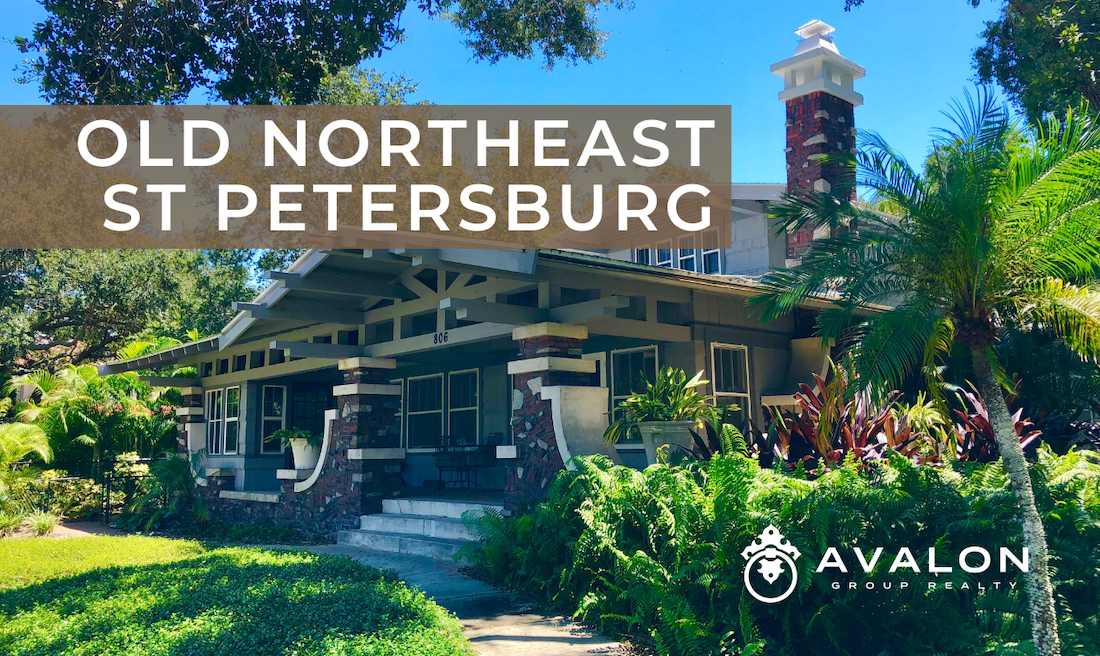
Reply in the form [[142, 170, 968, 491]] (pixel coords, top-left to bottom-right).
[[308, 544, 626, 655]]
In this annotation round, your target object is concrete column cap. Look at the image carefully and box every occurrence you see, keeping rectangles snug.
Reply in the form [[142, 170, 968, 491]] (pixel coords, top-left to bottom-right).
[[338, 357, 397, 371], [512, 322, 588, 341]]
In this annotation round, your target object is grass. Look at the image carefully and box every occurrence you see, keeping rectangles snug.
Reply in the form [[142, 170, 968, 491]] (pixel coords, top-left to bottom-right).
[[0, 536, 473, 656]]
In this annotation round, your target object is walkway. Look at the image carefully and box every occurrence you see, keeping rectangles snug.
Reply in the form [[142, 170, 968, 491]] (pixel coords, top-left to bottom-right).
[[308, 544, 627, 656]]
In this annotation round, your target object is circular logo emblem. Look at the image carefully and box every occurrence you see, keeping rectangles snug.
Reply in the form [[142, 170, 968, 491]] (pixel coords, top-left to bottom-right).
[[742, 525, 801, 604]]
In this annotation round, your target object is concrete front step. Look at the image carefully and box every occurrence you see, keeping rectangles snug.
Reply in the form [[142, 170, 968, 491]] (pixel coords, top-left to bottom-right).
[[381, 496, 505, 520], [360, 513, 479, 542], [337, 529, 468, 560]]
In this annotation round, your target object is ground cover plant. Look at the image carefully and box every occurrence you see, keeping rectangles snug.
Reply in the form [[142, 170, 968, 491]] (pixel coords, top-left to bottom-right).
[[0, 536, 472, 656], [462, 449, 1100, 656]]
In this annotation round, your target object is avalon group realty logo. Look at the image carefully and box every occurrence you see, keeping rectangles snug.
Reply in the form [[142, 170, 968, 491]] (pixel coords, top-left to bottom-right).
[[741, 525, 1029, 604], [741, 525, 802, 603]]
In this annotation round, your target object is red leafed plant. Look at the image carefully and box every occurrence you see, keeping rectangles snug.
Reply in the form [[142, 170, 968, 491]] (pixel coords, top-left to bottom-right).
[[950, 383, 1042, 463]]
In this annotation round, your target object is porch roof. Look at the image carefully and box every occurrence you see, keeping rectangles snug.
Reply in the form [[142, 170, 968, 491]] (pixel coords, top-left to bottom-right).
[[97, 247, 859, 376]]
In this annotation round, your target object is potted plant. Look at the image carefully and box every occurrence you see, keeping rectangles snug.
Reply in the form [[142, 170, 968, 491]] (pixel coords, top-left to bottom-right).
[[604, 367, 718, 465], [272, 428, 323, 470]]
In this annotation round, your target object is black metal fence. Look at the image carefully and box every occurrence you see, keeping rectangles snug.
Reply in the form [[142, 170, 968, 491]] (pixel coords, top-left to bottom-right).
[[5, 457, 156, 524]]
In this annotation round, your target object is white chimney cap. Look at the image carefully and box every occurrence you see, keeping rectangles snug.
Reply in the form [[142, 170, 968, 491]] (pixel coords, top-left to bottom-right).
[[795, 20, 835, 39]]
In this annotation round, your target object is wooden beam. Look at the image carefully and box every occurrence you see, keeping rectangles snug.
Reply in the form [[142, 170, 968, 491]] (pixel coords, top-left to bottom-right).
[[266, 271, 408, 299], [548, 295, 630, 324], [368, 322, 516, 358], [138, 377, 201, 387], [362, 249, 414, 264], [270, 341, 367, 359], [586, 317, 692, 342], [439, 298, 546, 325], [232, 302, 364, 326], [410, 250, 540, 282]]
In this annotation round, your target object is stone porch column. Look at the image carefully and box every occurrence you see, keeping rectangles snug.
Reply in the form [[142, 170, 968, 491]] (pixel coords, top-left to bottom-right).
[[175, 386, 204, 455], [333, 357, 403, 517], [505, 323, 601, 511]]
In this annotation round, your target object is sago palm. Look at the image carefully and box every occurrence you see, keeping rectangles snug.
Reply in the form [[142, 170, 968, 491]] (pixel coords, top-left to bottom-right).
[[751, 92, 1100, 656]]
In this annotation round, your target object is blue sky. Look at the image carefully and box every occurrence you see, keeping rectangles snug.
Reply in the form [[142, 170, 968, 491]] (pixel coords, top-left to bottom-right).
[[0, 0, 1001, 183]]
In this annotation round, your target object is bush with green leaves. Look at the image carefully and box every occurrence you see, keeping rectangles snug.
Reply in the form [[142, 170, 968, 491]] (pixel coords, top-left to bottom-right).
[[25, 510, 57, 536], [461, 450, 1100, 656], [1, 468, 101, 519]]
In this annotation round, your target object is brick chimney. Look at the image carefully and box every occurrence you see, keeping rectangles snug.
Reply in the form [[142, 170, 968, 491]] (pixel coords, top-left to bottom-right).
[[771, 20, 864, 265]]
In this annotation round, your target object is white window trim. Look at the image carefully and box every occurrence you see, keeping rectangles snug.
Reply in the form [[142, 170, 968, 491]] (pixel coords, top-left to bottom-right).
[[447, 368, 480, 441], [710, 342, 752, 410], [610, 345, 659, 450], [677, 235, 697, 272], [260, 384, 287, 454], [700, 228, 723, 275], [655, 241, 673, 267], [406, 373, 444, 449], [582, 351, 607, 388], [224, 386, 240, 455], [205, 389, 224, 455]]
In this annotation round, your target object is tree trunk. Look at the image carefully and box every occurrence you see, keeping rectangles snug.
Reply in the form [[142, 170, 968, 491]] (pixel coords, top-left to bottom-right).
[[970, 346, 1060, 656]]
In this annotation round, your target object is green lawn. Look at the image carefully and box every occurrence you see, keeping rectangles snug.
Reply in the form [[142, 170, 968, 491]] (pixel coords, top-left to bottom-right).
[[0, 536, 473, 656]]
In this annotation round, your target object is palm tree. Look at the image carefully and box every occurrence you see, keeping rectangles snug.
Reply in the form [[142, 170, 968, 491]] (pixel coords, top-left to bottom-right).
[[751, 92, 1100, 656], [0, 422, 52, 464]]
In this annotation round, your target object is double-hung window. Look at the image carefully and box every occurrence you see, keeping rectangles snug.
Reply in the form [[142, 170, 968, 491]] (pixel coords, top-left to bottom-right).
[[224, 387, 240, 454], [448, 369, 479, 440], [655, 241, 673, 267], [261, 385, 286, 454], [700, 228, 722, 274], [611, 346, 658, 441], [711, 344, 751, 429], [205, 389, 224, 455], [407, 374, 444, 448], [678, 235, 697, 272]]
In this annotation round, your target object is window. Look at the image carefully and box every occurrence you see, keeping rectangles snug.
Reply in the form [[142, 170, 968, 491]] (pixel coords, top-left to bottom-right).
[[701, 229, 722, 274], [261, 385, 286, 454], [448, 369, 479, 440], [224, 387, 240, 454], [611, 346, 658, 440], [200, 362, 213, 378], [337, 329, 359, 346], [407, 374, 444, 448], [634, 249, 651, 265], [655, 241, 673, 267], [216, 358, 229, 375], [678, 235, 697, 272], [269, 348, 286, 365], [205, 389, 224, 455], [312, 334, 333, 344], [232, 354, 246, 372], [291, 382, 334, 437], [249, 350, 265, 369], [711, 344, 751, 430]]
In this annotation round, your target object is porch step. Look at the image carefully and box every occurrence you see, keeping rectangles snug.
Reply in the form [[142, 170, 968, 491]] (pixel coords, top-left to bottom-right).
[[336, 529, 467, 560], [358, 513, 479, 542], [381, 496, 506, 520]]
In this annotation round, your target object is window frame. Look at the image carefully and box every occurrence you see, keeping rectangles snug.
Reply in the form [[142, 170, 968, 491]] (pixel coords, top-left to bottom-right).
[[700, 228, 722, 274], [405, 373, 444, 449], [655, 241, 673, 267], [223, 386, 241, 455], [205, 388, 224, 455], [610, 346, 659, 447], [677, 235, 697, 272], [710, 342, 752, 423], [260, 385, 287, 454], [447, 368, 480, 441]]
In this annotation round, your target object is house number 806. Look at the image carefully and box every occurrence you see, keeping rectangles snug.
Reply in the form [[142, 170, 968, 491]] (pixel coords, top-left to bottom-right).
[[433, 331, 449, 345]]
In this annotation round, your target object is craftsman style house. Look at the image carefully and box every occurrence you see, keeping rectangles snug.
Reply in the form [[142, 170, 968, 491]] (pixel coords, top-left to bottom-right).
[[100, 20, 864, 549]]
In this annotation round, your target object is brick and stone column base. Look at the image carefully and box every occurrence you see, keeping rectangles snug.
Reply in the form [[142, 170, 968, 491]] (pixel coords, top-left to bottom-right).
[[175, 386, 204, 455], [505, 323, 597, 512]]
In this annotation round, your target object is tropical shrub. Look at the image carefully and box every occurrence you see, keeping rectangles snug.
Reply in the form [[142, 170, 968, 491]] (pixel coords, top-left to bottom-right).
[[0, 512, 23, 536], [2, 468, 101, 519], [10, 365, 177, 461], [605, 368, 718, 444], [461, 450, 1100, 656], [26, 511, 58, 536], [120, 452, 208, 532]]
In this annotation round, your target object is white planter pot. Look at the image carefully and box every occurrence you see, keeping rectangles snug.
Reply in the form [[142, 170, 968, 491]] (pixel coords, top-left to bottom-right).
[[636, 421, 698, 465], [289, 438, 321, 470]]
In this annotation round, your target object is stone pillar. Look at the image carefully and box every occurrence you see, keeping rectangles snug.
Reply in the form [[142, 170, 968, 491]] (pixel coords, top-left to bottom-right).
[[505, 323, 597, 511], [770, 20, 864, 265], [332, 357, 403, 517], [175, 386, 204, 455]]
